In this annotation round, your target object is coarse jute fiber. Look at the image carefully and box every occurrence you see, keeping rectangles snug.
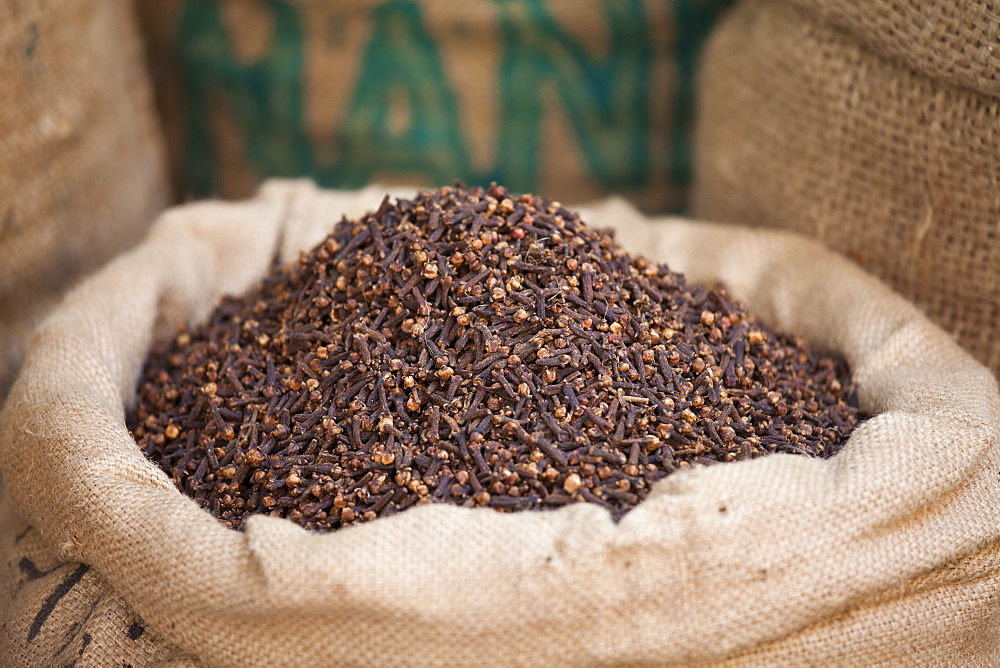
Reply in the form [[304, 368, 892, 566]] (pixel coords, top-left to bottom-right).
[[1, 181, 998, 665], [0, 0, 170, 401], [691, 0, 1000, 377]]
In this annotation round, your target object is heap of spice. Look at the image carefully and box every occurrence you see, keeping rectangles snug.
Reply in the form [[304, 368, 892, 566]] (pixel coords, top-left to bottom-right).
[[131, 184, 863, 531]]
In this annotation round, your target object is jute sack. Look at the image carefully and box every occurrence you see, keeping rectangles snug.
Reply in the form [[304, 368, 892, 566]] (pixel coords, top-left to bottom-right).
[[1, 181, 999, 665], [0, 0, 170, 400], [691, 0, 1000, 376], [135, 0, 734, 212]]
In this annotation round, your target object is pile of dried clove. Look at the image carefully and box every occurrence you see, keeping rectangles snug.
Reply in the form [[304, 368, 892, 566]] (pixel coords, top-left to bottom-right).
[[131, 184, 863, 531]]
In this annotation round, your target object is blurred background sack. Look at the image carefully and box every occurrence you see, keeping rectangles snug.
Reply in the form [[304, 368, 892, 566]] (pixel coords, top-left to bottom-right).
[[693, 0, 1000, 376], [0, 0, 169, 399], [135, 0, 733, 213]]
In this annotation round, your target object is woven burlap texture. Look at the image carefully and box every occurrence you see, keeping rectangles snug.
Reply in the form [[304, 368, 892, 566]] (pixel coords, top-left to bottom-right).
[[1, 181, 998, 666], [692, 0, 1000, 376], [785, 0, 1000, 95], [0, 0, 169, 399]]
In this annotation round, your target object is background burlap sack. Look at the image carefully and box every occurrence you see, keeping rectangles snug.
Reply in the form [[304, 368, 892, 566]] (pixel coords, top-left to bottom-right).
[[1, 181, 998, 665], [0, 0, 170, 400], [691, 0, 1000, 377], [134, 0, 734, 213]]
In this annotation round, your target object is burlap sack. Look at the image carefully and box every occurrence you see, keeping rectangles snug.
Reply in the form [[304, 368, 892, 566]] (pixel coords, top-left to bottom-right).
[[135, 0, 734, 213], [1, 181, 998, 665], [691, 0, 1000, 377], [0, 0, 170, 400]]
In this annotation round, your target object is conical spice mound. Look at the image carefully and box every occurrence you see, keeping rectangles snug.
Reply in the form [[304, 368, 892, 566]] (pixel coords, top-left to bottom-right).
[[131, 184, 863, 531]]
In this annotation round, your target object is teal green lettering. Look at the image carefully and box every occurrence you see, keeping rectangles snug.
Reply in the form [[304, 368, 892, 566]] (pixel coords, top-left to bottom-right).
[[670, 0, 737, 201], [493, 0, 651, 193], [178, 0, 309, 196], [329, 0, 470, 189]]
